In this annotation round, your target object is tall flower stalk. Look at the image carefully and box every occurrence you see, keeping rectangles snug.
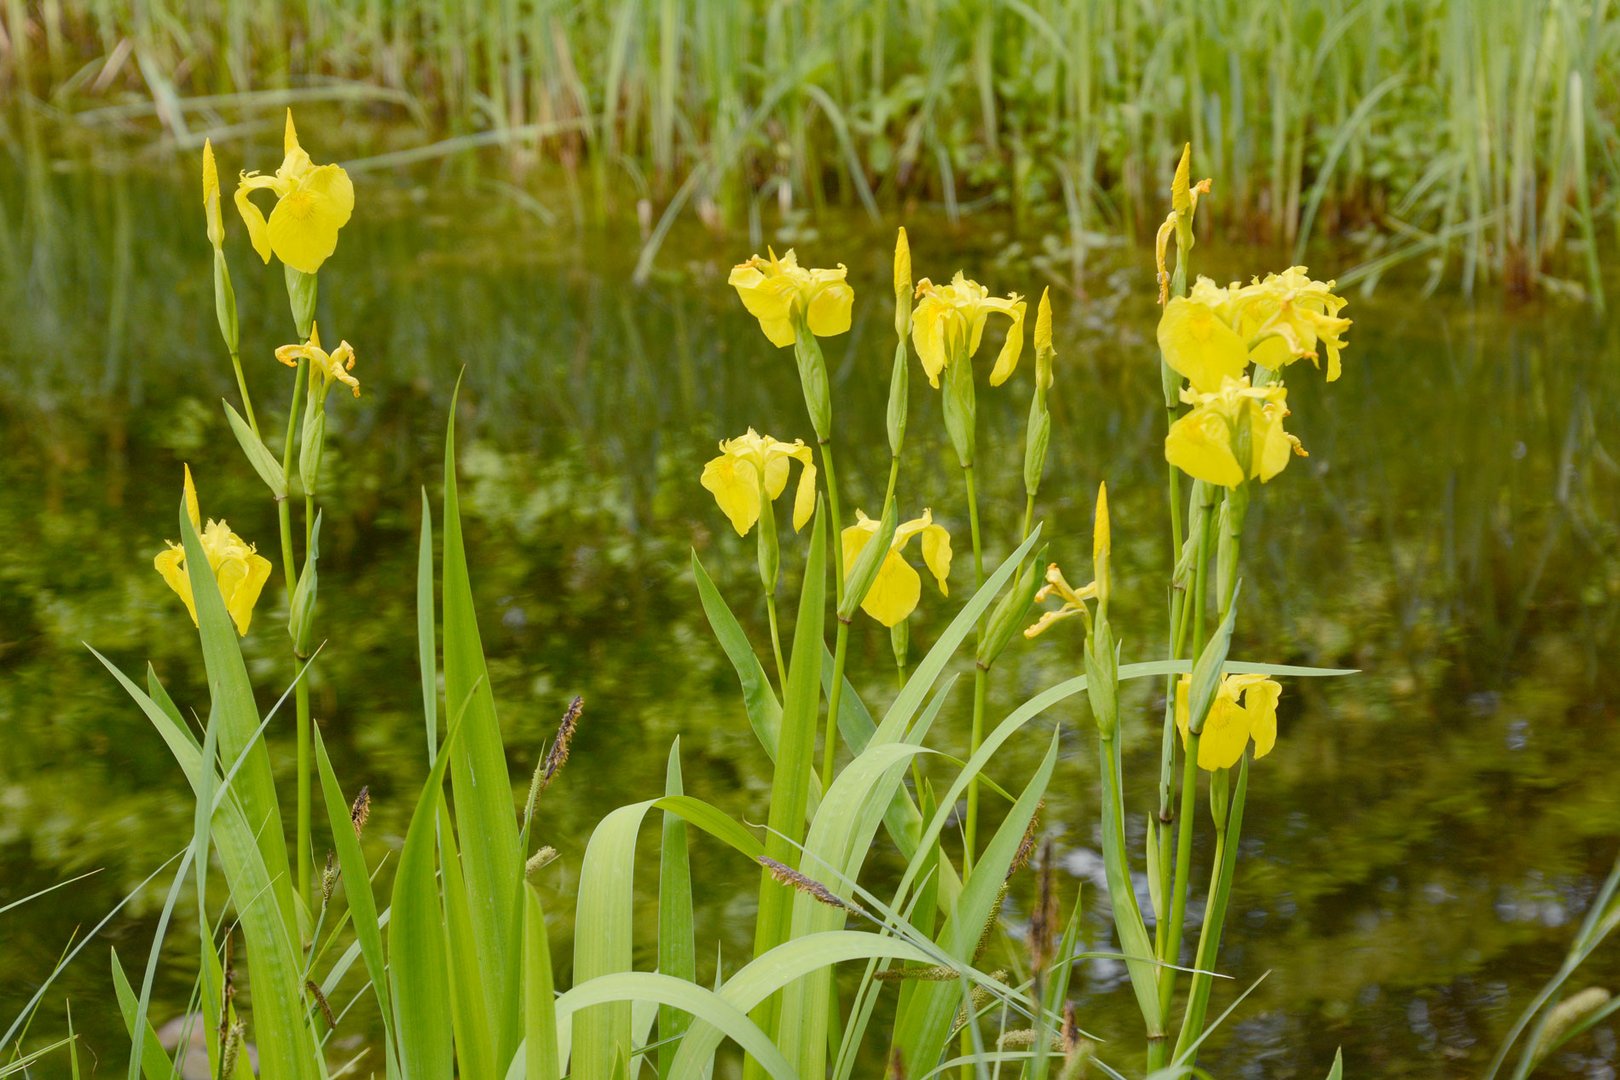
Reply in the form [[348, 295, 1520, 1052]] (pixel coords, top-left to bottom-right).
[[201, 111, 357, 915]]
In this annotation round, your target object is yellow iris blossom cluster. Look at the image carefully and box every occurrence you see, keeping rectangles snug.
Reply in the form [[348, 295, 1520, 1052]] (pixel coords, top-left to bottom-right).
[[153, 467, 272, 636], [235, 111, 355, 275], [841, 510, 952, 627], [700, 429, 818, 536], [1159, 269, 1349, 488], [1175, 673, 1282, 771]]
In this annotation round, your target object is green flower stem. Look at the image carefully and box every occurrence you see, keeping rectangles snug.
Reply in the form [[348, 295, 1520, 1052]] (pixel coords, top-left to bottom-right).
[[1156, 492, 1215, 1025], [228, 349, 261, 440], [819, 438, 846, 603], [275, 357, 312, 916], [821, 620, 850, 788], [1172, 755, 1250, 1066], [764, 594, 788, 692], [961, 462, 987, 867]]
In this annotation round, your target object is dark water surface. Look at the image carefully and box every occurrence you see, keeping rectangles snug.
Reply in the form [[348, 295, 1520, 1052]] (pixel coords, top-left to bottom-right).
[[2, 155, 1618, 1077]]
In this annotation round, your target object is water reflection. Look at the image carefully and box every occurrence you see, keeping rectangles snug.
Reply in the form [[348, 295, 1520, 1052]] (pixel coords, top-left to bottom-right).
[[2, 157, 1617, 1077]]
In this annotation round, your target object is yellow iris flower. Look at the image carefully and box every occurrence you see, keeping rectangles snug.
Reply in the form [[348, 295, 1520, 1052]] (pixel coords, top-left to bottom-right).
[[840, 509, 952, 627], [911, 272, 1026, 388], [235, 110, 355, 275], [1175, 672, 1281, 770], [727, 249, 854, 348], [1165, 376, 1304, 488], [275, 322, 360, 397], [1232, 266, 1351, 380], [700, 429, 818, 536], [153, 466, 272, 636]]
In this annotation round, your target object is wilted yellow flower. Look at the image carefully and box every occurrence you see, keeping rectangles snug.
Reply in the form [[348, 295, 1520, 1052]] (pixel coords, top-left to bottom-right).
[[841, 509, 951, 627], [1165, 376, 1304, 488], [1157, 279, 1247, 394], [1024, 562, 1098, 639], [275, 323, 360, 397], [727, 248, 854, 348], [700, 429, 817, 536], [202, 140, 224, 250], [153, 466, 272, 636], [1175, 672, 1281, 770], [911, 272, 1026, 388], [1232, 266, 1351, 380], [235, 110, 355, 275]]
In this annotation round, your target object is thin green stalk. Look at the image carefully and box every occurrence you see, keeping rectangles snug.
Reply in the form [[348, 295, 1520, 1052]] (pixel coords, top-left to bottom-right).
[[961, 462, 987, 866], [1157, 495, 1214, 1023], [275, 357, 312, 914], [227, 349, 261, 440], [1172, 756, 1250, 1065], [821, 620, 850, 787], [819, 439, 846, 604], [765, 594, 788, 691]]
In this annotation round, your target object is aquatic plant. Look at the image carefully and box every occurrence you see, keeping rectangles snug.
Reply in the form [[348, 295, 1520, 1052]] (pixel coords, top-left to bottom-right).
[[4, 106, 1611, 1080]]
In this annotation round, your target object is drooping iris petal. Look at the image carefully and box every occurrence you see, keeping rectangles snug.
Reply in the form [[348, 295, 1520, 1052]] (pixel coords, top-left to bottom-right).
[[1237, 676, 1282, 759], [862, 550, 923, 627], [1158, 295, 1248, 393], [234, 176, 279, 263], [700, 453, 762, 536], [154, 545, 197, 624], [728, 263, 797, 347], [1197, 696, 1251, 771], [1166, 408, 1245, 488], [267, 165, 356, 275]]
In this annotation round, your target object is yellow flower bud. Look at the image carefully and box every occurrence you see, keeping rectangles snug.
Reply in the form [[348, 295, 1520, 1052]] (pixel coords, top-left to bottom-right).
[[1033, 287, 1054, 391], [202, 140, 224, 250], [1172, 143, 1192, 215]]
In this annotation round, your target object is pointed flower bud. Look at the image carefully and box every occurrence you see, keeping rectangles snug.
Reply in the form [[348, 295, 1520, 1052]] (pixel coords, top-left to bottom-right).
[[202, 140, 224, 250]]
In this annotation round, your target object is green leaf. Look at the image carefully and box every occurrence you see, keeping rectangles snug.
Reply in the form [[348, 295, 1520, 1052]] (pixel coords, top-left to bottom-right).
[[442, 383, 523, 1060], [390, 697, 470, 1080], [523, 882, 561, 1080], [312, 728, 395, 1062], [439, 800, 499, 1079], [418, 488, 438, 764], [92, 650, 317, 1079], [670, 931, 936, 1074], [176, 493, 296, 934], [749, 502, 828, 1055], [557, 972, 796, 1079], [571, 800, 654, 1076], [693, 551, 783, 757], [658, 742, 697, 1079], [1325, 1048, 1344, 1080], [891, 729, 1062, 1064], [222, 399, 287, 498], [776, 741, 933, 1075], [109, 949, 178, 1080]]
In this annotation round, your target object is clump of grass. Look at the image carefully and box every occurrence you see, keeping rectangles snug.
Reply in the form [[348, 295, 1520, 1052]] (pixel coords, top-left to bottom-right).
[[9, 1, 1616, 298]]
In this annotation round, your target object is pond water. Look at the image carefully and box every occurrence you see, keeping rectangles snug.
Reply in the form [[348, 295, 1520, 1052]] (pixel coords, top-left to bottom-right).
[[2, 150, 1618, 1078]]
